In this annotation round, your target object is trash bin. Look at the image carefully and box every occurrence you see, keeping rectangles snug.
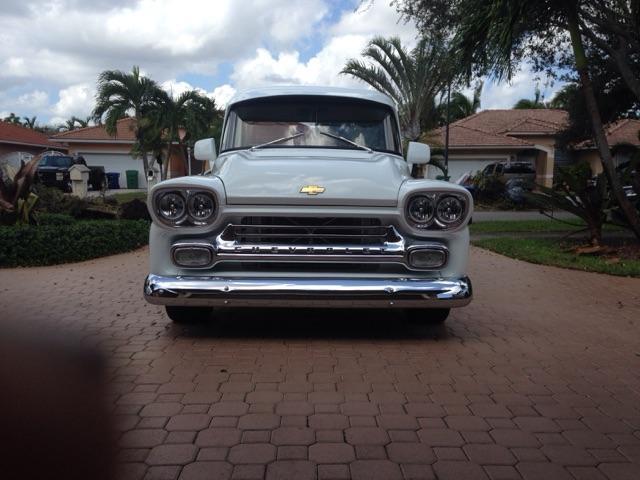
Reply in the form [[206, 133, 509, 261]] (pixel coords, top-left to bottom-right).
[[106, 172, 120, 189], [125, 170, 139, 189]]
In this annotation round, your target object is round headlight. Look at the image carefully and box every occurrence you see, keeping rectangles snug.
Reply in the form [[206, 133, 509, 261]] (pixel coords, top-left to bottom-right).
[[407, 195, 435, 225], [436, 195, 465, 225], [158, 192, 186, 222], [188, 192, 216, 223]]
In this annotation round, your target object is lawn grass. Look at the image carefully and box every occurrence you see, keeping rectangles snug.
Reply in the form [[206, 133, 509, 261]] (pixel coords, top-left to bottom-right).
[[473, 237, 640, 277], [107, 191, 148, 204], [470, 219, 622, 234]]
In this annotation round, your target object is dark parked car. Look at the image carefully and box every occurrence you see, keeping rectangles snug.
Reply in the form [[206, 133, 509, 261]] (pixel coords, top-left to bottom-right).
[[36, 154, 75, 192], [36, 154, 106, 191]]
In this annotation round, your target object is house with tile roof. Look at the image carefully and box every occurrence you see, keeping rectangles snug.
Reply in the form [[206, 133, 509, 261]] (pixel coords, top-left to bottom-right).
[[0, 121, 66, 160], [573, 119, 640, 174], [426, 109, 569, 187], [49, 118, 188, 189]]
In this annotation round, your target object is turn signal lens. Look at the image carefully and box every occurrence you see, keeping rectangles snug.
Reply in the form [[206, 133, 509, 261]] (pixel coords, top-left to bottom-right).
[[158, 192, 186, 222], [173, 246, 213, 268], [408, 248, 447, 269]]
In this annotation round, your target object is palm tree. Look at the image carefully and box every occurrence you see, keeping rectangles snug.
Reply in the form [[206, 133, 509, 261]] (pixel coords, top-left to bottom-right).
[[154, 90, 219, 179], [22, 116, 37, 129], [548, 84, 580, 110], [3, 113, 22, 125], [58, 116, 90, 132], [93, 66, 163, 181], [434, 82, 482, 125], [451, 0, 640, 239], [513, 86, 546, 109], [342, 36, 451, 141]]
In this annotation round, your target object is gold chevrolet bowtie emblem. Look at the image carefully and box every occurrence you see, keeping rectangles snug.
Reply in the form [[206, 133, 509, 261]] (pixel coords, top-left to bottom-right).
[[300, 185, 325, 195]]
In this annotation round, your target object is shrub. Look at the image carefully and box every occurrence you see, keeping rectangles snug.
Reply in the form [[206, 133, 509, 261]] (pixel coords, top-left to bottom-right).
[[120, 198, 151, 221], [36, 212, 75, 226], [33, 184, 88, 217], [0, 219, 150, 267]]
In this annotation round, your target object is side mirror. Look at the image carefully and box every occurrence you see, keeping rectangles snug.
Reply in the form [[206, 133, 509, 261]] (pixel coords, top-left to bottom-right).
[[194, 138, 217, 162], [406, 141, 430, 165]]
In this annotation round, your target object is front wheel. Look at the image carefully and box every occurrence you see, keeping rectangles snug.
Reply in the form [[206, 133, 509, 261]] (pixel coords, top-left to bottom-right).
[[405, 308, 450, 325], [165, 306, 212, 323]]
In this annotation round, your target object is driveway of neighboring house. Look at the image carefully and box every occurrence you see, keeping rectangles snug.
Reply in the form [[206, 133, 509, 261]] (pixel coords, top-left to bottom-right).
[[1, 247, 639, 480]]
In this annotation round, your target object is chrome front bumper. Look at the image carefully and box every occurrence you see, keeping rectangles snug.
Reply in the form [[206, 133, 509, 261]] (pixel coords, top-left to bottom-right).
[[143, 274, 472, 308]]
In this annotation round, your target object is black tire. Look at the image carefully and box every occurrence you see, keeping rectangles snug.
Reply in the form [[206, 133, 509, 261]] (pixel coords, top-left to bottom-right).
[[405, 308, 450, 325], [165, 306, 212, 323]]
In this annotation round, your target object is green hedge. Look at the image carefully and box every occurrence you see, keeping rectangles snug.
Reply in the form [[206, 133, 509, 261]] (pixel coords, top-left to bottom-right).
[[0, 219, 150, 267]]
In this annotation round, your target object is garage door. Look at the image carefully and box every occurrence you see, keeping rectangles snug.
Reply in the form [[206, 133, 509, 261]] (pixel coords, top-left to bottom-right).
[[428, 158, 506, 183], [78, 152, 146, 189]]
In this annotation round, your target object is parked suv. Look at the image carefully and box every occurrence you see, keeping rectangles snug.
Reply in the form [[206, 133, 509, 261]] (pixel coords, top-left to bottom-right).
[[481, 161, 536, 182], [36, 153, 106, 191], [36, 154, 75, 192]]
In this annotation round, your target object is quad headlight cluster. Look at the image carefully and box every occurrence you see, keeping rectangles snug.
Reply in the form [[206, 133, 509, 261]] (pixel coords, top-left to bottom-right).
[[155, 189, 217, 226], [406, 192, 467, 229]]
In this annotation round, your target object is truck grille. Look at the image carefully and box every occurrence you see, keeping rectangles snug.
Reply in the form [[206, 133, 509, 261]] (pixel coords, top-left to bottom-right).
[[224, 217, 395, 246]]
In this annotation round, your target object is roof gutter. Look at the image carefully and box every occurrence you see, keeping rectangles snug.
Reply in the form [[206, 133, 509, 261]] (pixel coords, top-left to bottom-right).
[[0, 139, 64, 149], [49, 138, 134, 144]]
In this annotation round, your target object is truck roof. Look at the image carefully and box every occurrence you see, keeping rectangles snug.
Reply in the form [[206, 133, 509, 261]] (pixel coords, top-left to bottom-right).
[[227, 85, 397, 110]]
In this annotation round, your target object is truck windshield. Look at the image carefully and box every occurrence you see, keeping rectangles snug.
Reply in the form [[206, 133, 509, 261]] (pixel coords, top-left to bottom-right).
[[221, 96, 401, 154]]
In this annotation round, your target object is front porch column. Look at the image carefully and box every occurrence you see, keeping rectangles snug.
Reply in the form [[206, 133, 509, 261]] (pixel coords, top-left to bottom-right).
[[534, 147, 554, 188]]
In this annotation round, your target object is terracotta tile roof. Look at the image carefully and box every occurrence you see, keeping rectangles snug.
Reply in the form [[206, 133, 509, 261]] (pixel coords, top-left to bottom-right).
[[0, 121, 61, 149], [426, 109, 569, 149], [51, 117, 136, 142], [427, 124, 534, 148], [454, 109, 568, 135], [574, 119, 640, 149]]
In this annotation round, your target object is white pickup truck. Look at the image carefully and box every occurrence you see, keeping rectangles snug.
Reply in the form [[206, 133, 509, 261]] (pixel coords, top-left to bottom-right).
[[144, 86, 473, 324]]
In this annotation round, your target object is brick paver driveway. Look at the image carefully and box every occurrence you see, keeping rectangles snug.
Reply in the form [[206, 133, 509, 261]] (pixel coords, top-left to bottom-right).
[[1, 247, 640, 480]]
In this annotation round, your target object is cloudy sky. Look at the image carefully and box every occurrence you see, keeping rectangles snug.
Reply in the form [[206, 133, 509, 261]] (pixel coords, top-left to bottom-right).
[[0, 0, 562, 126]]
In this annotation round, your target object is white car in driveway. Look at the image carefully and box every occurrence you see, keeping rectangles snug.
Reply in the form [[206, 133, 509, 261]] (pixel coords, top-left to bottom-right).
[[144, 86, 473, 324]]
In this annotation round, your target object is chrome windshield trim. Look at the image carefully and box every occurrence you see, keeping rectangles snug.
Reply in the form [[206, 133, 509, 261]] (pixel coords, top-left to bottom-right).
[[144, 274, 472, 308]]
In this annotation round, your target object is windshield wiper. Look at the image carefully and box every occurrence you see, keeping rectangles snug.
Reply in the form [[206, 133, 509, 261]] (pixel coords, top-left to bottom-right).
[[250, 132, 306, 151], [319, 131, 373, 153]]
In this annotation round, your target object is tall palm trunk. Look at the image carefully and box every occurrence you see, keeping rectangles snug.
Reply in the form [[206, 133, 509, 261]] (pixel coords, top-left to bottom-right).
[[565, 7, 640, 241]]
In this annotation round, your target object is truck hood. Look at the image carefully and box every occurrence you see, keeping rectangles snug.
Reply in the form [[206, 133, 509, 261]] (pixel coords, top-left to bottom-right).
[[214, 148, 410, 206]]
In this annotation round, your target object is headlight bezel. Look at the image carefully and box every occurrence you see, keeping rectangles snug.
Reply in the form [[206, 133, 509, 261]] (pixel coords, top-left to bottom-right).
[[155, 188, 218, 227], [405, 191, 468, 230]]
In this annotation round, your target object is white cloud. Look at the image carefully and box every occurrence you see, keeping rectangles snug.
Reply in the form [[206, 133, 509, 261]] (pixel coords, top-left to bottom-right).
[[211, 85, 236, 108], [329, 1, 417, 45], [481, 70, 564, 110], [229, 1, 418, 93], [16, 90, 49, 110], [161, 79, 206, 98], [52, 83, 95, 120]]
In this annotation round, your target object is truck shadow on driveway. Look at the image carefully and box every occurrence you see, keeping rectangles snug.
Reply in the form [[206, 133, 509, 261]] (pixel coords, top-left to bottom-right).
[[166, 308, 452, 341]]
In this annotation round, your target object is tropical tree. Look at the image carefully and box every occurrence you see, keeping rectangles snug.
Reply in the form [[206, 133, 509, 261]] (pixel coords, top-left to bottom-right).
[[513, 86, 547, 109], [58, 116, 91, 132], [395, 0, 640, 240], [434, 82, 482, 125], [93, 66, 163, 181], [22, 116, 37, 129], [3, 113, 22, 125], [153, 90, 220, 179], [342, 36, 452, 141]]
